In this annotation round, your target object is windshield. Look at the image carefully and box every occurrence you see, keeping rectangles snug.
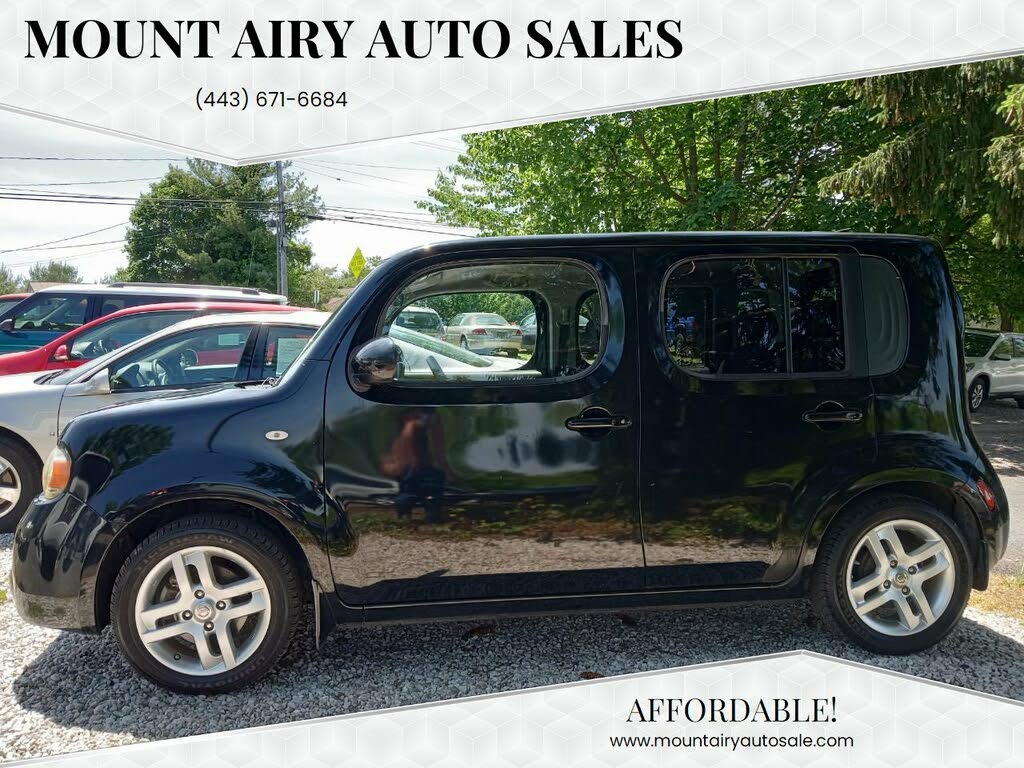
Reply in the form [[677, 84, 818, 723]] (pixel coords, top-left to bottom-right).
[[67, 310, 194, 361], [964, 331, 998, 358], [0, 299, 23, 315], [395, 309, 441, 332], [470, 313, 509, 326]]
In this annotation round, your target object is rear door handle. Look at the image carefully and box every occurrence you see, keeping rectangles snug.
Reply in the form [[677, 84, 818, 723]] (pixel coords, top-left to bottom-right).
[[802, 405, 863, 424]]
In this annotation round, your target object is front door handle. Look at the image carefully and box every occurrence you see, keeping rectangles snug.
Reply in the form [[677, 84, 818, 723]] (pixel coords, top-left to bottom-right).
[[566, 414, 633, 431], [802, 402, 864, 425]]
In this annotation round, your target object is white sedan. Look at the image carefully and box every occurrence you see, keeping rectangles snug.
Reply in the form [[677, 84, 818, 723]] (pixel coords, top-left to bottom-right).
[[443, 312, 524, 356]]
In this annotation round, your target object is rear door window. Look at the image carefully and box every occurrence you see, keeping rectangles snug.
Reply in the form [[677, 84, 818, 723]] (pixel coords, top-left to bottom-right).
[[663, 256, 846, 377]]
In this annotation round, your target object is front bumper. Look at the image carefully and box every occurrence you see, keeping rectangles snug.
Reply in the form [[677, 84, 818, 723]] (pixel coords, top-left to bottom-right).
[[11, 492, 113, 632]]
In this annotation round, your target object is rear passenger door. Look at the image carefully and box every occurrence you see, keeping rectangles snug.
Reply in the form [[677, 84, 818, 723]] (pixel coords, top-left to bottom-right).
[[637, 246, 876, 590]]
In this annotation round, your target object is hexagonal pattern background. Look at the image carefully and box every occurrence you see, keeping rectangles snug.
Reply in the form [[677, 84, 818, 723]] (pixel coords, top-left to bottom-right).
[[0, 1, 1023, 162], [19, 651, 1024, 767]]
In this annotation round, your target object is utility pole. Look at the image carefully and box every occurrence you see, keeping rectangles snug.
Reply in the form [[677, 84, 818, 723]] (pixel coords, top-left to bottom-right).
[[275, 160, 288, 297]]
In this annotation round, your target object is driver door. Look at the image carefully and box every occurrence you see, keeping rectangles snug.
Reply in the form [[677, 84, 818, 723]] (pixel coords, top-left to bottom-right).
[[56, 323, 260, 432]]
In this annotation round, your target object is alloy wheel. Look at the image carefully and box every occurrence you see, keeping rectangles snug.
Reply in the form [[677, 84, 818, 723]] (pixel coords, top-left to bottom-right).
[[970, 382, 985, 410], [0, 456, 21, 521], [134, 545, 272, 676], [845, 519, 956, 636]]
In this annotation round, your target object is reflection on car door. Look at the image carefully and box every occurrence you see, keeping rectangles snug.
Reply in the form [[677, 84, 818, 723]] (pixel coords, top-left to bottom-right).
[[324, 247, 643, 607], [989, 338, 1015, 394]]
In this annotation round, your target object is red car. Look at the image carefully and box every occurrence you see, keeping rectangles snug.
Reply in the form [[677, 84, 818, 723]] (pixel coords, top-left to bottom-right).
[[0, 294, 29, 316], [0, 301, 301, 376]]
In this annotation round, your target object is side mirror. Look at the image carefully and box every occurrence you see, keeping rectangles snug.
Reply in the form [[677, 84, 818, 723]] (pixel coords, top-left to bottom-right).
[[0, 319, 13, 333], [350, 337, 401, 393], [76, 368, 112, 396], [52, 344, 70, 362]]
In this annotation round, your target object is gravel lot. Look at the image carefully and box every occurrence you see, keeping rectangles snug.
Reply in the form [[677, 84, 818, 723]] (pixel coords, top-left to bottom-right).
[[0, 403, 1021, 762]]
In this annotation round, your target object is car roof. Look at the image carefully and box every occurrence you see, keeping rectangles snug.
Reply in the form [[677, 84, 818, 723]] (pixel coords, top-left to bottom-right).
[[31, 283, 287, 301], [401, 306, 439, 313], [176, 309, 329, 329], [0, 293, 29, 300]]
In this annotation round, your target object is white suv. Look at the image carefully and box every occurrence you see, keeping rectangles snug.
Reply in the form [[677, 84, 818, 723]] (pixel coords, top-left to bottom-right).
[[964, 329, 1024, 411]]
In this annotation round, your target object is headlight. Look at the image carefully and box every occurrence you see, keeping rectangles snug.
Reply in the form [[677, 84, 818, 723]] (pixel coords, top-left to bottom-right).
[[41, 445, 72, 500], [966, 362, 976, 372]]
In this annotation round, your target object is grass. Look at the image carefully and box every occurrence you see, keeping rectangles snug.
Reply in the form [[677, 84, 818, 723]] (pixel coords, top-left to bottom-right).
[[971, 573, 1024, 622]]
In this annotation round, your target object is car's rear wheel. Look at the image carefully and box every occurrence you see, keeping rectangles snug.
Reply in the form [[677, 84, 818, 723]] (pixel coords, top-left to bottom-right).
[[459, 336, 469, 350], [811, 495, 970, 654], [0, 437, 41, 534], [111, 515, 302, 693], [968, 378, 987, 412]]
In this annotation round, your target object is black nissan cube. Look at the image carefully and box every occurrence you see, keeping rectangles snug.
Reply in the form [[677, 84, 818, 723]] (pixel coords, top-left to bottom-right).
[[12, 233, 1009, 693]]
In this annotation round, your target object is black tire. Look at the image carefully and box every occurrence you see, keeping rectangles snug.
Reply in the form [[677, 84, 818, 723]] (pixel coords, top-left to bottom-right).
[[459, 336, 469, 350], [0, 436, 42, 534], [111, 514, 302, 693], [1015, 397, 1024, 409], [968, 378, 987, 412], [811, 494, 971, 655]]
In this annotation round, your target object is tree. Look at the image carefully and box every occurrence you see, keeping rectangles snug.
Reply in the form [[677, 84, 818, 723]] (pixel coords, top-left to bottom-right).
[[124, 160, 323, 296], [821, 57, 1024, 247], [22, 261, 82, 288], [421, 83, 909, 235], [0, 265, 19, 294], [946, 217, 1024, 330]]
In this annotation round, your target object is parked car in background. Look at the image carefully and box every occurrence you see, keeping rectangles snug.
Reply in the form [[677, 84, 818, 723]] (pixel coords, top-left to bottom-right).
[[444, 311, 523, 356], [0, 301, 301, 376], [0, 310, 325, 532], [964, 328, 1024, 411], [0, 294, 29, 315], [0, 282, 287, 356], [11, 233, 1007, 693], [392, 305, 444, 339]]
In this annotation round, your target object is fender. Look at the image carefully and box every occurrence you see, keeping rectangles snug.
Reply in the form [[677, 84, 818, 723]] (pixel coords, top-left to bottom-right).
[[795, 439, 998, 582]]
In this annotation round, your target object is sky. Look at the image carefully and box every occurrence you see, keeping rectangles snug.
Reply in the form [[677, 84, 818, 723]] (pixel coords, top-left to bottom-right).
[[0, 110, 470, 284]]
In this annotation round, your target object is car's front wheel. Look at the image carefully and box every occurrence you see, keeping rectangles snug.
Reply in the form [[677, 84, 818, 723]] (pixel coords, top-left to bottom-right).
[[111, 515, 302, 693], [968, 378, 987, 412], [0, 437, 41, 534], [812, 495, 970, 654]]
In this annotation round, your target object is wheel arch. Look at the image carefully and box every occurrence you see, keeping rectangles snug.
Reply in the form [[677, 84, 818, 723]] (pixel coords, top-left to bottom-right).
[[805, 477, 988, 590], [92, 491, 331, 630], [0, 426, 43, 466]]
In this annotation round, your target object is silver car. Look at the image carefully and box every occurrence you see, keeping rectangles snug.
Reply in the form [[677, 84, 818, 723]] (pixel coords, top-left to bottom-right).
[[443, 312, 523, 356], [964, 328, 1024, 411], [0, 310, 326, 532]]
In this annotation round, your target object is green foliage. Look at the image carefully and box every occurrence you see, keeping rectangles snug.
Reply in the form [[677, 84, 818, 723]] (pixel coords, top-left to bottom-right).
[[946, 217, 1024, 330], [290, 251, 383, 309], [421, 83, 909, 235], [417, 292, 534, 324], [124, 159, 323, 296], [822, 57, 1024, 246], [0, 265, 19, 294], [23, 261, 82, 287]]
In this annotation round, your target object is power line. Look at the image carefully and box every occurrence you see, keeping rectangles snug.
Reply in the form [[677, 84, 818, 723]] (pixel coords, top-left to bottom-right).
[[0, 177, 161, 187], [0, 221, 129, 254]]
